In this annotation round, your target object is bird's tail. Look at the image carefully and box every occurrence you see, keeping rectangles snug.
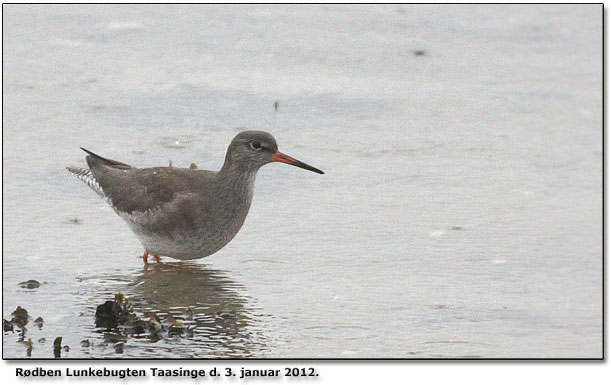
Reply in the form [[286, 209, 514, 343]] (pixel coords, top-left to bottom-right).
[[66, 166, 105, 197]]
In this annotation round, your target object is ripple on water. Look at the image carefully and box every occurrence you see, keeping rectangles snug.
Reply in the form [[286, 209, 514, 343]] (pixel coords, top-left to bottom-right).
[[70, 262, 274, 358]]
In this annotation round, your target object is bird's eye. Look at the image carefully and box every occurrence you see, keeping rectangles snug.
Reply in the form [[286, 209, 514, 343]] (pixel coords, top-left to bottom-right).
[[250, 141, 262, 150]]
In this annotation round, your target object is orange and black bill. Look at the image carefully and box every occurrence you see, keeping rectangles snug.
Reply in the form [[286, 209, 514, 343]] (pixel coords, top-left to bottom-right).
[[272, 151, 324, 174]]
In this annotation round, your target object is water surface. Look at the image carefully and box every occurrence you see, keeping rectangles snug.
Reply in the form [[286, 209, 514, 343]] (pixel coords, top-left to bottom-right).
[[2, 4, 602, 358]]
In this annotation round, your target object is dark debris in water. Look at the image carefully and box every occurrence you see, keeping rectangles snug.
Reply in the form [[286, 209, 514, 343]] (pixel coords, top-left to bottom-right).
[[5, 293, 214, 358], [92, 293, 197, 349], [95, 300, 128, 329], [53, 337, 62, 358], [413, 49, 427, 56], [18, 280, 41, 289], [33, 317, 44, 329], [51, 337, 70, 357], [168, 322, 184, 336], [4, 305, 72, 358], [11, 306, 29, 329], [4, 319, 14, 332], [25, 338, 33, 357], [95, 294, 165, 341]]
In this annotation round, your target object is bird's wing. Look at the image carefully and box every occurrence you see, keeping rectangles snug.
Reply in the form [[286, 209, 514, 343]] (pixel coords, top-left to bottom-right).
[[68, 148, 215, 215], [67, 148, 134, 200], [82, 147, 133, 170]]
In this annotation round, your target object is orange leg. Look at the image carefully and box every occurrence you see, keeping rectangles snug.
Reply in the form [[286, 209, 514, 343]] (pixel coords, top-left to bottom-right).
[[153, 255, 161, 263], [141, 251, 149, 264]]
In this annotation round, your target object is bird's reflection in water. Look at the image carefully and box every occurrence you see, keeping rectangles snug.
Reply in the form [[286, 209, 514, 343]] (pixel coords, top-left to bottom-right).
[[86, 262, 271, 358]]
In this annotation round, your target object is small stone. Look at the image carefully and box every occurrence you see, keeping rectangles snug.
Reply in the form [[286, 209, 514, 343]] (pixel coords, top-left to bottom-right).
[[18, 280, 41, 289], [3, 319, 14, 332], [33, 317, 44, 328]]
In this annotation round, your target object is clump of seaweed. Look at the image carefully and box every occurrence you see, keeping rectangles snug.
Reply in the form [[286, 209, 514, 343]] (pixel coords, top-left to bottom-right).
[[25, 338, 33, 357], [95, 294, 161, 340], [53, 337, 62, 358], [3, 306, 49, 357], [6, 295, 198, 358], [3, 319, 14, 332], [4, 306, 31, 339], [95, 294, 134, 329], [93, 294, 194, 348], [11, 306, 29, 330]]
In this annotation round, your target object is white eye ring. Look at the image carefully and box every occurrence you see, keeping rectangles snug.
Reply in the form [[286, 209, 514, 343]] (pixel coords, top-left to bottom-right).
[[250, 141, 263, 151]]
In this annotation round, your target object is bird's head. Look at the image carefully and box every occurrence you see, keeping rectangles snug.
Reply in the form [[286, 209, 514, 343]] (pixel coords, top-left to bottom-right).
[[223, 131, 324, 175]]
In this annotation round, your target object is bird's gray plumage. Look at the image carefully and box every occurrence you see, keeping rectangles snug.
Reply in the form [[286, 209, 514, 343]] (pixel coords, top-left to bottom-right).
[[67, 130, 323, 260]]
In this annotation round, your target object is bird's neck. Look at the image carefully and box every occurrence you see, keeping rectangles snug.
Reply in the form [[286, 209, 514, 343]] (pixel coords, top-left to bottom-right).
[[218, 163, 258, 193]]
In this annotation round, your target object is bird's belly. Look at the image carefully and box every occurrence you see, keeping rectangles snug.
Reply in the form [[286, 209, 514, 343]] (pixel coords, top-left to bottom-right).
[[135, 230, 231, 260], [119, 206, 248, 260]]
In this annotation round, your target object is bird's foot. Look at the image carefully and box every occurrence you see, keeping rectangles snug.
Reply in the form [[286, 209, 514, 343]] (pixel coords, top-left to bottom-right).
[[152, 256, 184, 270], [140, 252, 183, 270]]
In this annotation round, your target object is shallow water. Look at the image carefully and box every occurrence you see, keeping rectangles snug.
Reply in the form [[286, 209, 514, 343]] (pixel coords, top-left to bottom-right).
[[2, 4, 602, 358]]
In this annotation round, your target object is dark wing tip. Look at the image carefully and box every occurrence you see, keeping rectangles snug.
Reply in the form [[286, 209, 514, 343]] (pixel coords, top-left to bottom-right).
[[79, 148, 133, 170], [80, 147, 96, 157]]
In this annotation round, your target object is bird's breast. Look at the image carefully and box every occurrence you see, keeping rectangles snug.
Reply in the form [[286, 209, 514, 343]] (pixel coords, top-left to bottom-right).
[[120, 173, 257, 259]]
